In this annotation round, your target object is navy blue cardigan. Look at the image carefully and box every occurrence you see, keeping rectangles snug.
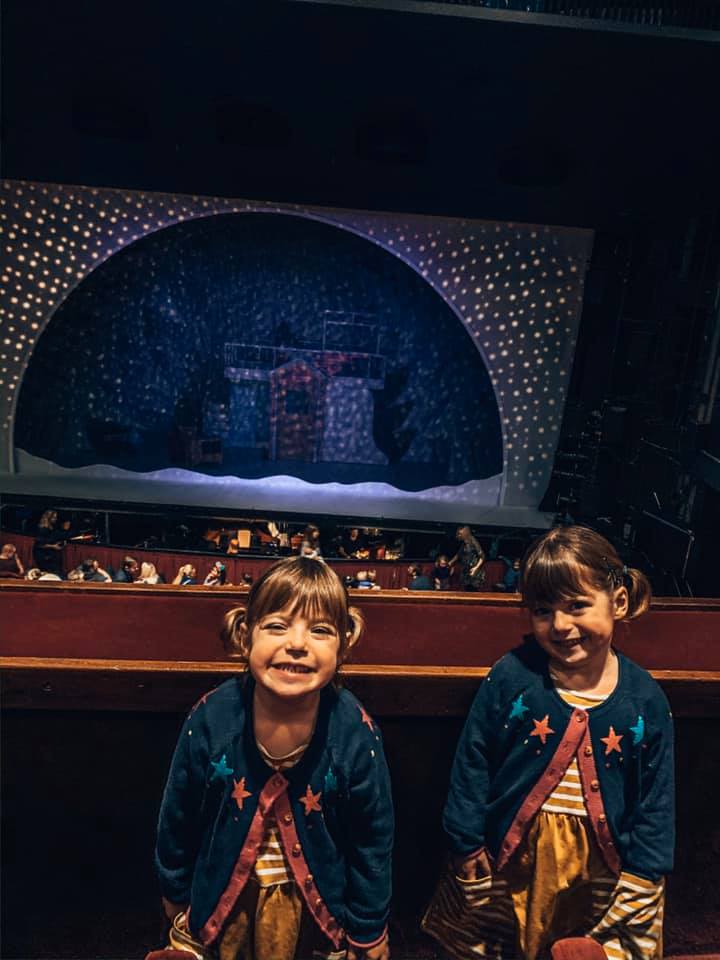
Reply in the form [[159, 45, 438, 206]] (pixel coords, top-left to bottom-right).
[[155, 677, 393, 947], [444, 640, 675, 881]]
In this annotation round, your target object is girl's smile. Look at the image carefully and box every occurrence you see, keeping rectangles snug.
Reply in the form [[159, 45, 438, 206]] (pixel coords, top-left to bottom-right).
[[530, 583, 628, 687], [248, 608, 340, 702]]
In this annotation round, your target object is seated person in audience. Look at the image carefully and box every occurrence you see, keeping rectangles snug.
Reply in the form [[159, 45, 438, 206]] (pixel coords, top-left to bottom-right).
[[406, 564, 433, 590], [201, 528, 223, 551], [338, 527, 366, 558], [136, 562, 161, 584], [0, 543, 24, 578], [299, 523, 323, 558], [173, 564, 198, 586], [203, 561, 227, 586], [495, 556, 521, 592], [113, 556, 139, 583], [432, 555, 451, 590], [356, 568, 381, 590], [67, 566, 86, 581], [384, 535, 405, 561], [26, 567, 63, 581], [80, 558, 113, 582]]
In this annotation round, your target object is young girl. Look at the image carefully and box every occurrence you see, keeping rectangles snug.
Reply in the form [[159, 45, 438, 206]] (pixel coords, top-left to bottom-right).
[[153, 556, 393, 960], [423, 525, 674, 960]]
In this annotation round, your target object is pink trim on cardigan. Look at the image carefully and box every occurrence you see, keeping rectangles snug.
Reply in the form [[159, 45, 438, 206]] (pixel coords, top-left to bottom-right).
[[576, 723, 622, 875], [346, 926, 389, 949], [273, 788, 345, 949], [495, 708, 619, 874], [199, 772, 288, 945]]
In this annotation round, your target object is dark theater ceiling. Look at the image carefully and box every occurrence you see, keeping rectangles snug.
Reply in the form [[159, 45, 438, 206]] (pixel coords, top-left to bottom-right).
[[2, 0, 719, 229]]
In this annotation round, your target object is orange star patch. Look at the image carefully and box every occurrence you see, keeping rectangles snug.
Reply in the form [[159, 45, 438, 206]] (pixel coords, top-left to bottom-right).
[[232, 777, 252, 810], [530, 714, 555, 745], [358, 705, 375, 731], [300, 784, 322, 816], [601, 726, 623, 755]]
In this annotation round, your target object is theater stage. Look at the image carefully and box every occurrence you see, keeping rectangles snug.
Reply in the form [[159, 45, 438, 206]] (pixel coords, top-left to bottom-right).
[[1, 452, 553, 528]]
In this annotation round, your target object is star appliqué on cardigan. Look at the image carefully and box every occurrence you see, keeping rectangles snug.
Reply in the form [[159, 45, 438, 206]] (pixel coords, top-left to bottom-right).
[[300, 785, 322, 816], [232, 777, 252, 810], [530, 714, 555, 745], [509, 694, 529, 721], [210, 753, 234, 781], [601, 725, 623, 754]]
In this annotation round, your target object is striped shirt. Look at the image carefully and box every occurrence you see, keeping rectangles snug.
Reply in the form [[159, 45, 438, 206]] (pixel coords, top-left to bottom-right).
[[541, 686, 607, 817], [253, 739, 309, 888]]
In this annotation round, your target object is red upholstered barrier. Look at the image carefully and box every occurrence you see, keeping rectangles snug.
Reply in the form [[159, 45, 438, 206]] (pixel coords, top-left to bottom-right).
[[1, 580, 719, 670]]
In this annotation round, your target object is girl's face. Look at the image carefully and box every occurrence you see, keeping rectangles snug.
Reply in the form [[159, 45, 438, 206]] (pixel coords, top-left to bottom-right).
[[530, 582, 628, 675], [247, 605, 341, 702]]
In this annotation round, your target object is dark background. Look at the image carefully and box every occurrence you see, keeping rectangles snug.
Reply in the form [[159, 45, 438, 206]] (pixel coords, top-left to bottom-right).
[[2, 0, 719, 593]]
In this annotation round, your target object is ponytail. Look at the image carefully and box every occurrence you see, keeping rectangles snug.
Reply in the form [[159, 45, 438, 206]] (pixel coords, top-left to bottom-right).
[[623, 566, 652, 620], [221, 606, 248, 660]]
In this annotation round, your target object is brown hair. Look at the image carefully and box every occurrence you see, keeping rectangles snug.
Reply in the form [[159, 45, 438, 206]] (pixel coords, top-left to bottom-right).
[[520, 525, 651, 621], [221, 556, 364, 666]]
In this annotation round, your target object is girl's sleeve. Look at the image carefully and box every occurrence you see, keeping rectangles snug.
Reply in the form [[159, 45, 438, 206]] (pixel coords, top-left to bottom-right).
[[443, 671, 497, 857], [342, 721, 394, 950], [623, 695, 675, 880], [590, 872, 665, 960], [154, 711, 207, 905]]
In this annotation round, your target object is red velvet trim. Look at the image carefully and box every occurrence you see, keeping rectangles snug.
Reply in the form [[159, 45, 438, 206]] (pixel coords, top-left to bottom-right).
[[576, 723, 621, 875], [346, 926, 389, 949], [496, 708, 590, 871], [273, 788, 345, 949], [199, 772, 289, 945]]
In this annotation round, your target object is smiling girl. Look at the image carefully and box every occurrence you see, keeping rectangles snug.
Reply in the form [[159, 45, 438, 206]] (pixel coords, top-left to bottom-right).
[[153, 557, 393, 960], [423, 525, 674, 960]]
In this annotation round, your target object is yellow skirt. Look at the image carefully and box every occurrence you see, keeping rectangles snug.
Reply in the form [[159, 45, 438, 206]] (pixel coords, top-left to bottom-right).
[[161, 882, 345, 960], [422, 812, 618, 960]]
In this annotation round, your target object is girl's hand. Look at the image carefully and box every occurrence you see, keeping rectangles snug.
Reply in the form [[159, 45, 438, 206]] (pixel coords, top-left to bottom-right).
[[347, 933, 390, 960], [453, 848, 492, 882], [161, 896, 187, 921]]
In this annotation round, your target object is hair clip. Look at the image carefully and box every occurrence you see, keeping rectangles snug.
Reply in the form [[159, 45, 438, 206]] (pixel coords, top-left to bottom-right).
[[601, 556, 623, 587]]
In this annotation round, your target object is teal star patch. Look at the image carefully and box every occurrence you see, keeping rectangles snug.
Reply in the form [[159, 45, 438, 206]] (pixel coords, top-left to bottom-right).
[[210, 753, 234, 781], [324, 767, 338, 795], [630, 715, 645, 746], [509, 694, 529, 721]]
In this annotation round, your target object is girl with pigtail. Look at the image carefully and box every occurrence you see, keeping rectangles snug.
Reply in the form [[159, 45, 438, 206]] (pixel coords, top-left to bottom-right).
[[152, 556, 393, 960], [424, 525, 673, 960]]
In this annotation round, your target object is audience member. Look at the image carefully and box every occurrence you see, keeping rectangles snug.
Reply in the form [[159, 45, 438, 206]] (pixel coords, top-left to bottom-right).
[[26, 567, 63, 581], [406, 564, 433, 590], [495, 556, 521, 592], [299, 524, 322, 558], [0, 543, 24, 579], [432, 554, 451, 590], [33, 509, 67, 578], [203, 561, 227, 586], [355, 568, 381, 590], [173, 564, 198, 586], [136, 562, 161, 584], [449, 525, 486, 591], [338, 527, 366, 558], [113, 556, 139, 583], [81, 558, 113, 583]]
